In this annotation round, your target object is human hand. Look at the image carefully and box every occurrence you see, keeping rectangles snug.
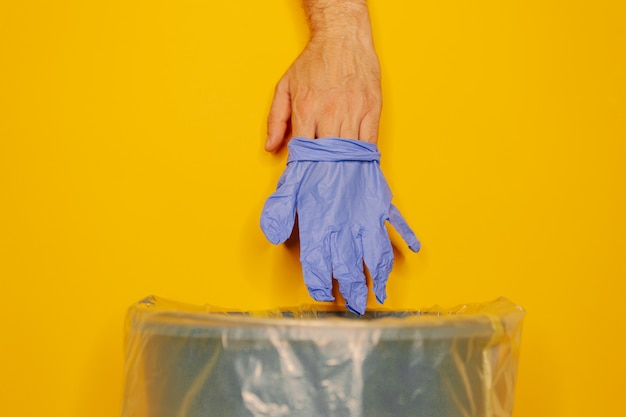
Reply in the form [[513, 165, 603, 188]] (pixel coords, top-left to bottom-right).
[[265, 0, 382, 151]]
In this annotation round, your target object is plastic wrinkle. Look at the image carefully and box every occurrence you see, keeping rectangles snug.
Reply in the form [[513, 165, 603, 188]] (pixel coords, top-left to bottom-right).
[[121, 296, 525, 417]]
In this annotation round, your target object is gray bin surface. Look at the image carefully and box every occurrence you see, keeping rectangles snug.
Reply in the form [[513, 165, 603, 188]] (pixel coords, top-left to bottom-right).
[[121, 296, 524, 417]]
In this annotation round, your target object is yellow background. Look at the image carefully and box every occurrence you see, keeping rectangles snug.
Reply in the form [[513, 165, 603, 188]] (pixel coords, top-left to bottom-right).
[[1, 1, 625, 416]]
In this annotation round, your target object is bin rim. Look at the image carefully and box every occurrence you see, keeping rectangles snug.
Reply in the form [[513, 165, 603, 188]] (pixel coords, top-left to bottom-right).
[[125, 295, 524, 340]]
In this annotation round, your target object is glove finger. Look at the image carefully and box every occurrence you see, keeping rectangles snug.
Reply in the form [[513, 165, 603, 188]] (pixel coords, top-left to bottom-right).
[[300, 231, 334, 302], [388, 204, 421, 252], [330, 230, 368, 316], [362, 223, 394, 305], [260, 167, 299, 244]]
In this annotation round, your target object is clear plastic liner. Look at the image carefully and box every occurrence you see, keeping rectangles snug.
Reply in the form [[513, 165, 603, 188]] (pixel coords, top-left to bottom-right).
[[121, 296, 524, 417]]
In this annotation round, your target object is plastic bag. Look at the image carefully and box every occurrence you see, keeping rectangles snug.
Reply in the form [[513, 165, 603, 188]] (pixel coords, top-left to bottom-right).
[[121, 296, 524, 417]]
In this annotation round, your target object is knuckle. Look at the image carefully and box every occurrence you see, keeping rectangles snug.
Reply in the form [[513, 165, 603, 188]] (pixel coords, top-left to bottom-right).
[[292, 94, 314, 118]]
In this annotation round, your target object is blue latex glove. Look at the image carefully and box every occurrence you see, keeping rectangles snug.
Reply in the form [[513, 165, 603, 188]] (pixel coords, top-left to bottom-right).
[[261, 138, 420, 315]]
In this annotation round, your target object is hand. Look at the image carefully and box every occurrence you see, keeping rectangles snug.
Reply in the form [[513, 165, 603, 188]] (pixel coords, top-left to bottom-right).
[[265, 0, 382, 151]]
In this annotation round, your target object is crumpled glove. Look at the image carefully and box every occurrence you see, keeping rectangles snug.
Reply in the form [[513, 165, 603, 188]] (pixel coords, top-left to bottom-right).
[[260, 137, 420, 315]]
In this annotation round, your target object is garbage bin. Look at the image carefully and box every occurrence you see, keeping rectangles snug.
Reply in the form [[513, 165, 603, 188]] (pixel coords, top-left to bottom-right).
[[121, 296, 524, 417]]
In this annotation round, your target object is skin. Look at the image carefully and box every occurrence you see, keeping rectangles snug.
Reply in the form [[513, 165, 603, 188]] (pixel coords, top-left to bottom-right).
[[265, 0, 382, 151]]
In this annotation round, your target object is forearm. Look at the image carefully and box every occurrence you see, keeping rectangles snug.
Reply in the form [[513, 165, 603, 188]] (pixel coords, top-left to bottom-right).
[[302, 0, 373, 43]]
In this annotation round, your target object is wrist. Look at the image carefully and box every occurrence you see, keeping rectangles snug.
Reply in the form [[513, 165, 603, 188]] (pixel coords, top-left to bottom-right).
[[304, 0, 373, 43]]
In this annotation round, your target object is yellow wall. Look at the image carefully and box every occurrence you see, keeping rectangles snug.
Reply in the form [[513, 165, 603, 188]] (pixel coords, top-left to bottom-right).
[[1, 1, 624, 416]]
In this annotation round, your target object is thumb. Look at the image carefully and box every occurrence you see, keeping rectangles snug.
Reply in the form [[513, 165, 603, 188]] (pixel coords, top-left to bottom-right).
[[266, 76, 291, 152], [388, 205, 421, 252]]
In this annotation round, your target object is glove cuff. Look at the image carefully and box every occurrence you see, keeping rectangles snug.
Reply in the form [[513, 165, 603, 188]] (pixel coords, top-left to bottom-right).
[[287, 137, 381, 163]]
